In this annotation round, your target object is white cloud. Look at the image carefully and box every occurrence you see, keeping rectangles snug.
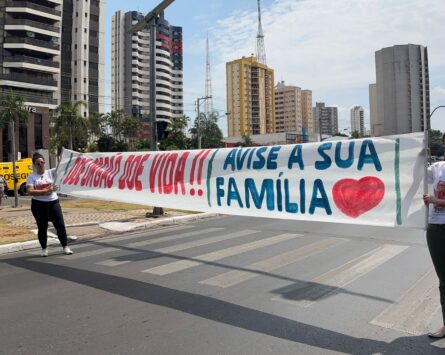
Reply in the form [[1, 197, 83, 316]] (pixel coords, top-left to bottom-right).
[[189, 0, 445, 133]]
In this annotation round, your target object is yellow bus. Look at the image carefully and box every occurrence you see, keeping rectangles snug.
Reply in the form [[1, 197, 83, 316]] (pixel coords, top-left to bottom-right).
[[0, 158, 33, 195]]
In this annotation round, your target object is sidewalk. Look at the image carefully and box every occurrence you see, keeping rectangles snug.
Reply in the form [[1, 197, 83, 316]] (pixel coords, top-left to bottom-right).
[[0, 202, 217, 255]]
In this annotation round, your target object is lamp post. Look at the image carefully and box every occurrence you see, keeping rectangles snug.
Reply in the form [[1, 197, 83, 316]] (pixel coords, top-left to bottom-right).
[[195, 96, 211, 149], [130, 0, 175, 217]]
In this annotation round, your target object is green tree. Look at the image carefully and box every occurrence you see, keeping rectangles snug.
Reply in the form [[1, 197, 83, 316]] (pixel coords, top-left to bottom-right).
[[159, 115, 189, 150], [106, 109, 126, 142], [0, 90, 29, 206], [87, 112, 106, 143], [190, 111, 224, 149], [350, 130, 360, 139], [52, 101, 88, 151], [429, 129, 444, 157], [122, 115, 142, 150]]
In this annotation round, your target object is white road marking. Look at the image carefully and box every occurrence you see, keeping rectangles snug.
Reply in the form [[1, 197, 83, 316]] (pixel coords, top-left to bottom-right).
[[64, 227, 223, 260], [370, 269, 440, 335], [273, 244, 408, 307], [201, 238, 346, 288], [96, 229, 257, 267], [142, 233, 301, 276]]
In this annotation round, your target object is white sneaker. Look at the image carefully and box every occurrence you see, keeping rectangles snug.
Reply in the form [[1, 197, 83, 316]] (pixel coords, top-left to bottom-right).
[[63, 246, 73, 255], [41, 249, 48, 257], [68, 235, 78, 241]]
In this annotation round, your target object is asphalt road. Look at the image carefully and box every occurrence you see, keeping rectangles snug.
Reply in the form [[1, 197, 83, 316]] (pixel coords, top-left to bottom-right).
[[1, 216, 444, 355]]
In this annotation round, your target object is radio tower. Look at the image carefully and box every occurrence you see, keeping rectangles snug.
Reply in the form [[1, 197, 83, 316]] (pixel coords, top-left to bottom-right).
[[255, 0, 267, 65], [204, 33, 213, 117]]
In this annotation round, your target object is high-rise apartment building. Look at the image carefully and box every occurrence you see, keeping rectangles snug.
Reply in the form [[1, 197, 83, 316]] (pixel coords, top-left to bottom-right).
[[226, 56, 275, 137], [0, 0, 62, 160], [350, 106, 365, 136], [60, 0, 105, 117], [111, 11, 183, 139], [0, 0, 104, 161], [301, 90, 314, 134], [370, 44, 430, 136], [274, 81, 314, 135], [313, 102, 338, 138], [275, 81, 301, 133]]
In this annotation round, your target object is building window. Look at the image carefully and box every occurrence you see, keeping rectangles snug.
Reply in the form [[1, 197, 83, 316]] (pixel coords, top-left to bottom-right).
[[84, 95, 87, 100], [84, 44, 87, 49], [83, 78, 86, 83], [74, 60, 77, 65], [76, 12, 78, 17], [74, 78, 77, 83], [74, 44, 77, 49], [74, 95, 77, 100], [84, 61, 86, 66], [84, 28, 87, 33], [85, 12, 87, 18]]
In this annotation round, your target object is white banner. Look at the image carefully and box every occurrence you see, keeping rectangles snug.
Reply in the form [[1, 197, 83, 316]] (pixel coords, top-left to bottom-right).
[[55, 133, 426, 228]]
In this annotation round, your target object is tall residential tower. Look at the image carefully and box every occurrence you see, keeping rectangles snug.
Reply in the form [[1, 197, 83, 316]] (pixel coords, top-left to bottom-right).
[[111, 10, 183, 139], [60, 0, 105, 117], [370, 44, 430, 136], [226, 56, 275, 137], [350, 105, 365, 136]]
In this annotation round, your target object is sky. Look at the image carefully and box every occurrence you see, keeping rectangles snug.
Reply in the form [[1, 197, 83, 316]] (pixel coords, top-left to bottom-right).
[[104, 0, 445, 136]]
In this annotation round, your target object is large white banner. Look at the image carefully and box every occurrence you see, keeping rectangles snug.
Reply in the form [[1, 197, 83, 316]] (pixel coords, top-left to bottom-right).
[[55, 133, 426, 228]]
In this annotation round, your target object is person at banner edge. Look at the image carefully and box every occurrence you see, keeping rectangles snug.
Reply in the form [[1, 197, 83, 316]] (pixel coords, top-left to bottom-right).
[[0, 174, 7, 205], [26, 152, 73, 257], [423, 133, 445, 338]]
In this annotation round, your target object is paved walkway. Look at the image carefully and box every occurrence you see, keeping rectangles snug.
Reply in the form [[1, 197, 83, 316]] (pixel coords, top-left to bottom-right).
[[0, 204, 217, 254]]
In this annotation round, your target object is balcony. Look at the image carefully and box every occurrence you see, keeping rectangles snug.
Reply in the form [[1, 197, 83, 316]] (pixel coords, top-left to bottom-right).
[[3, 55, 59, 68], [6, 1, 61, 17], [4, 36, 59, 50], [0, 73, 57, 87], [5, 18, 60, 34]]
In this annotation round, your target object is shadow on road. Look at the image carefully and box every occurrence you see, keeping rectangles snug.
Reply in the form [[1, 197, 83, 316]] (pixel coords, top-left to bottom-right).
[[4, 255, 441, 354]]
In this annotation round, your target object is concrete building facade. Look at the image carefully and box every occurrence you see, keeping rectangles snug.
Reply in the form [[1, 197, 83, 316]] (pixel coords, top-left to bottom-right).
[[0, 0, 62, 161], [350, 105, 365, 136], [274, 81, 314, 136], [111, 11, 183, 139], [60, 0, 105, 117], [370, 44, 430, 136], [301, 90, 314, 134], [313, 102, 338, 137], [226, 56, 275, 137]]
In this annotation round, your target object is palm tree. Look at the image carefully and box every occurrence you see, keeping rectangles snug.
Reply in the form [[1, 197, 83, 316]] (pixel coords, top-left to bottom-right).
[[0, 90, 29, 207], [87, 111, 106, 144], [52, 101, 87, 150]]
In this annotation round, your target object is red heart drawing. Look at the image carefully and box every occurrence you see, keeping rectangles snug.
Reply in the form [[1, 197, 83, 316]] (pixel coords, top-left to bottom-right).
[[332, 176, 385, 218]]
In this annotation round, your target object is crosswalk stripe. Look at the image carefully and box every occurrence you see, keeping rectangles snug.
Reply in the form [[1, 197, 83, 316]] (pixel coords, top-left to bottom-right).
[[370, 269, 440, 335], [154, 229, 259, 253], [141, 233, 301, 276], [96, 229, 258, 267], [273, 244, 408, 308], [200, 238, 347, 288], [126, 227, 223, 248], [64, 227, 223, 260]]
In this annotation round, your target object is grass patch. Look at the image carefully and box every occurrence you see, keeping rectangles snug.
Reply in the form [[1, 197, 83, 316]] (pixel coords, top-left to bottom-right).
[[60, 199, 198, 214], [0, 218, 35, 244], [60, 199, 150, 211]]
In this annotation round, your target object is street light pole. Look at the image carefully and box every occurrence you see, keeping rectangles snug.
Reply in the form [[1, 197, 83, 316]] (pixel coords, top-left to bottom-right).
[[196, 96, 211, 149], [10, 119, 18, 208]]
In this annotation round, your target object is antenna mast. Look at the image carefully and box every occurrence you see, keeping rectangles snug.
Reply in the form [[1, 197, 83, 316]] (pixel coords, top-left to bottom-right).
[[204, 33, 213, 117], [256, 0, 267, 65]]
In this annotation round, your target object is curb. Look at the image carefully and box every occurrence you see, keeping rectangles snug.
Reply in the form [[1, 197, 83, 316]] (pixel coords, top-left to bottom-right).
[[0, 212, 219, 256]]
